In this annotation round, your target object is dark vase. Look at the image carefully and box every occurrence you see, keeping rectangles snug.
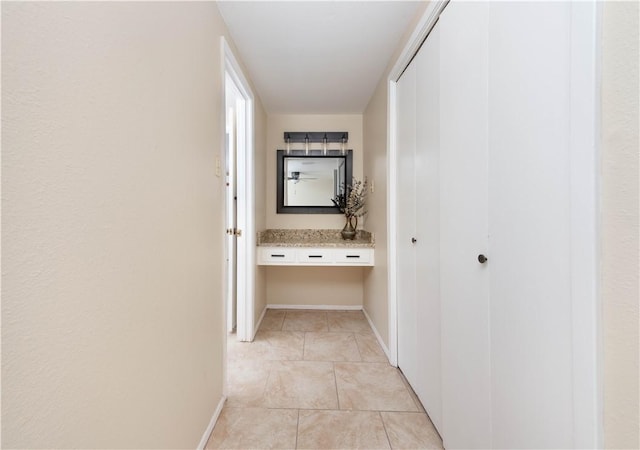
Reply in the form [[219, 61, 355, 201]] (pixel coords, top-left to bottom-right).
[[341, 216, 357, 240]]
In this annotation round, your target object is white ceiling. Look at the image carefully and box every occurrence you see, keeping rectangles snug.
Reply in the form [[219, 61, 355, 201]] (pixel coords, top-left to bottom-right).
[[217, 1, 423, 114]]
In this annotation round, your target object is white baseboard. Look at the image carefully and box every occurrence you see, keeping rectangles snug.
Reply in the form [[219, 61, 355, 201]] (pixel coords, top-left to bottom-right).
[[362, 308, 391, 363], [197, 396, 226, 450], [267, 304, 363, 311], [252, 306, 267, 340]]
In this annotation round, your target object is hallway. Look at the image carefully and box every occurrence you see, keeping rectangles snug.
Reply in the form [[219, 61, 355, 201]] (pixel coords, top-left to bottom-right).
[[206, 309, 443, 449]]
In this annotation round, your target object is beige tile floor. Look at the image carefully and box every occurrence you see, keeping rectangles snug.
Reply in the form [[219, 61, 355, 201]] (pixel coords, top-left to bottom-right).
[[206, 309, 443, 450]]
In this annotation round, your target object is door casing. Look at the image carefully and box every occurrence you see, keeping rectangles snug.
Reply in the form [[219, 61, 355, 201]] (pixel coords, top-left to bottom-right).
[[221, 37, 256, 348]]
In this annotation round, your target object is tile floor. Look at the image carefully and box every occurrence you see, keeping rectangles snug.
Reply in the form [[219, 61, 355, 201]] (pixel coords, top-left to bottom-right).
[[206, 309, 443, 450]]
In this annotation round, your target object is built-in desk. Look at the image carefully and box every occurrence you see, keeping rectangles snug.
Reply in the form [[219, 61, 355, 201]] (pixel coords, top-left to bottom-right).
[[256, 229, 375, 266]]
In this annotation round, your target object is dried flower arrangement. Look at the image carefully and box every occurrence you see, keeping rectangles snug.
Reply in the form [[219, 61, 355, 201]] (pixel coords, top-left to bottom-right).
[[331, 178, 368, 239]]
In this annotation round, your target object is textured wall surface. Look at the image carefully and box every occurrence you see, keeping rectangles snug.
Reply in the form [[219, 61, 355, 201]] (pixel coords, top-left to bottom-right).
[[266, 266, 364, 307], [362, 76, 391, 347], [601, 2, 640, 448], [1, 3, 259, 447]]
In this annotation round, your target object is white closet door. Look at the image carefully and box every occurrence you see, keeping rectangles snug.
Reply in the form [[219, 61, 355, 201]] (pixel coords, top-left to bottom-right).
[[396, 23, 443, 432], [396, 58, 418, 393], [414, 23, 442, 433], [439, 2, 491, 449], [488, 3, 577, 447]]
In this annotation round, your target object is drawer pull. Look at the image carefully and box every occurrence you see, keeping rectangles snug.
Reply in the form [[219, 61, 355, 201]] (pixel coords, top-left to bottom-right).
[[308, 255, 323, 258], [270, 254, 285, 258], [346, 255, 361, 259]]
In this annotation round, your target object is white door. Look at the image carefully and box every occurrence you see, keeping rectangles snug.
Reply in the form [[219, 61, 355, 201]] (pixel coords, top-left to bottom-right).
[[396, 55, 418, 397], [439, 2, 491, 448], [233, 89, 249, 340], [396, 21, 443, 433], [487, 3, 589, 447], [414, 22, 443, 432], [393, 2, 598, 448], [225, 72, 248, 338], [225, 85, 238, 334]]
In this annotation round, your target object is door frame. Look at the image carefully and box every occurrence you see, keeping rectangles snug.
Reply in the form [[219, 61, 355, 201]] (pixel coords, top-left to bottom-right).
[[225, 74, 242, 334], [222, 37, 256, 343], [386, 1, 602, 446]]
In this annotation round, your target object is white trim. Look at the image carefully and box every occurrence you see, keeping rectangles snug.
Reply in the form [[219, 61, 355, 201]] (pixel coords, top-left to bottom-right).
[[593, 3, 604, 447], [568, 2, 602, 447], [224, 73, 241, 335], [267, 304, 363, 311], [387, 0, 447, 369], [197, 396, 226, 450], [221, 37, 256, 343], [252, 305, 267, 340], [219, 39, 230, 411], [386, 79, 398, 367], [362, 308, 391, 362], [388, 0, 449, 81]]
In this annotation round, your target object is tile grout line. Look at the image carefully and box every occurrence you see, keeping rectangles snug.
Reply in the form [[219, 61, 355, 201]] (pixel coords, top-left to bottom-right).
[[397, 369, 425, 413], [226, 309, 443, 449], [302, 331, 307, 361], [260, 360, 271, 405], [220, 405, 423, 413], [332, 361, 341, 410], [353, 332, 364, 362], [379, 411, 394, 450], [295, 409, 300, 449]]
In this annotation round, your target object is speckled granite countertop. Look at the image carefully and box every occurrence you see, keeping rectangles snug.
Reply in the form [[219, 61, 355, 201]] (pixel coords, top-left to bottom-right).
[[257, 229, 375, 248]]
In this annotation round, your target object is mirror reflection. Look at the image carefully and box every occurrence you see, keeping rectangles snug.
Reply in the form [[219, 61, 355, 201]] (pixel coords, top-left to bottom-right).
[[284, 157, 345, 207], [277, 150, 353, 214]]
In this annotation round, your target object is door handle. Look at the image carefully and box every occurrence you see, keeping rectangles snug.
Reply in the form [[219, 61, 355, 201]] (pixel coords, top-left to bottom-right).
[[478, 254, 488, 264], [411, 237, 417, 244]]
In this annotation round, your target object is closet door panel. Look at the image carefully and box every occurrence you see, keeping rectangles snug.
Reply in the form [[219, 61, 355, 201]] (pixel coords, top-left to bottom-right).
[[488, 3, 574, 447], [396, 60, 418, 393], [439, 2, 491, 448], [415, 23, 442, 433]]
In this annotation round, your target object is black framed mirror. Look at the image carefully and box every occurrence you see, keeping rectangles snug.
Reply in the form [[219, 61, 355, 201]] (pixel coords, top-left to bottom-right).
[[277, 149, 353, 214]]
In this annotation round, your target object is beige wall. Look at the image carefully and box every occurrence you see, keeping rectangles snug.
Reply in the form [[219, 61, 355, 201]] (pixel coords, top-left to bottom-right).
[[264, 114, 365, 308], [266, 267, 364, 307], [266, 114, 363, 229], [1, 3, 265, 448], [601, 2, 640, 448], [362, 78, 391, 347]]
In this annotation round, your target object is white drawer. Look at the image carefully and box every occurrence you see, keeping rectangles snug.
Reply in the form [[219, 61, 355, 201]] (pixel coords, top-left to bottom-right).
[[258, 247, 297, 264], [333, 249, 373, 265], [296, 248, 333, 264], [257, 246, 374, 266]]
